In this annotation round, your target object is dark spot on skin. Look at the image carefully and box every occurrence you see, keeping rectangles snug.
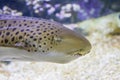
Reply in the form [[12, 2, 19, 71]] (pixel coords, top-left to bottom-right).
[[5, 39, 8, 43], [24, 24, 27, 26], [26, 29, 30, 31], [43, 22, 45, 23], [33, 38, 37, 41], [21, 29, 24, 32], [29, 45, 31, 47], [26, 34, 30, 36], [31, 31, 33, 33], [19, 36, 23, 39], [51, 32, 54, 34], [0, 26, 3, 28], [38, 32, 41, 35], [8, 42, 11, 44], [43, 43, 46, 45], [28, 50, 30, 52], [44, 36, 46, 38], [27, 26, 30, 27], [16, 32, 19, 35], [55, 31, 58, 33], [3, 31, 5, 33], [6, 28, 9, 30], [50, 42, 53, 44], [19, 24, 22, 27], [33, 44, 35, 47], [6, 32, 10, 36], [48, 38, 50, 40], [1, 40, 3, 43], [13, 21, 16, 23], [40, 24, 43, 25], [47, 48, 49, 50], [35, 21, 38, 23], [116, 33, 120, 35], [79, 49, 83, 51], [13, 28, 16, 31], [30, 36, 33, 38], [24, 42, 28, 47], [42, 50, 45, 53], [11, 34, 13, 36], [37, 26, 40, 28], [48, 23, 51, 25], [36, 29, 39, 31], [4, 21, 7, 23], [11, 37, 14, 41], [24, 32, 26, 35], [39, 45, 41, 47], [50, 46, 52, 48], [39, 38, 42, 40], [8, 24, 11, 27], [2, 35, 4, 38], [34, 50, 37, 52], [47, 26, 50, 28], [43, 30, 46, 32], [50, 28, 53, 30], [15, 41, 18, 44], [58, 29, 60, 31], [0, 32, 1, 35], [47, 33, 49, 35], [44, 28, 47, 30], [33, 33, 36, 35]]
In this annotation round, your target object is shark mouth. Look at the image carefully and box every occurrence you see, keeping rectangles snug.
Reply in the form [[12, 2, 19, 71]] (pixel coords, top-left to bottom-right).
[[68, 49, 86, 57]]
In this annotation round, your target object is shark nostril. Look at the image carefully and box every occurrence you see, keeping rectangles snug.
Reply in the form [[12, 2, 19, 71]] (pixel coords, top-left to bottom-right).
[[74, 53, 82, 56], [70, 49, 85, 56], [72, 47, 91, 56], [87, 50, 91, 53]]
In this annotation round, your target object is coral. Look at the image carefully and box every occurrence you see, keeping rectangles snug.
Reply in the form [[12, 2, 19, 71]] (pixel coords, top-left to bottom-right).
[[77, 12, 120, 36], [0, 6, 22, 16], [0, 0, 116, 23]]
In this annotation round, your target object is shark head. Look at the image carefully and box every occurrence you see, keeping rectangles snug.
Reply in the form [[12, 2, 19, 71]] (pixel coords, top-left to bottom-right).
[[0, 15, 91, 63]]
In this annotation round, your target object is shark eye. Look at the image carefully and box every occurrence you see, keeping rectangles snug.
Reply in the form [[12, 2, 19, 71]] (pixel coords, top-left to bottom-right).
[[54, 36, 62, 42]]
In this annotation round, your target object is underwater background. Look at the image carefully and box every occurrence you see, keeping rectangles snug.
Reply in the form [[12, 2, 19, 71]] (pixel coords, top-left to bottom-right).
[[0, 0, 120, 23], [0, 0, 120, 80]]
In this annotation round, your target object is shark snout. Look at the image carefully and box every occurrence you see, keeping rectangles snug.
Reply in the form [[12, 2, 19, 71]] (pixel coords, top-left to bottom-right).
[[68, 30, 92, 56]]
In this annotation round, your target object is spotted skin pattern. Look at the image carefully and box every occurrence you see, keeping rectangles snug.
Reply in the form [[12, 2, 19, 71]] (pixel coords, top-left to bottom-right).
[[0, 15, 62, 52], [0, 15, 91, 63]]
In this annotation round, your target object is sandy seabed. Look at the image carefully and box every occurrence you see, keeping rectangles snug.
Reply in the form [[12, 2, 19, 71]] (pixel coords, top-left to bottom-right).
[[0, 13, 120, 80]]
